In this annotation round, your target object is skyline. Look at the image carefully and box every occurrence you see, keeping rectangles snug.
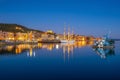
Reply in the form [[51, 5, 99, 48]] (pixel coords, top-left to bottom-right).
[[0, 0, 120, 38]]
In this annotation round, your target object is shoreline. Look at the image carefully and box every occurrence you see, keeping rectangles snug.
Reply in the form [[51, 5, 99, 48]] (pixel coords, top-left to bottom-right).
[[0, 41, 38, 46]]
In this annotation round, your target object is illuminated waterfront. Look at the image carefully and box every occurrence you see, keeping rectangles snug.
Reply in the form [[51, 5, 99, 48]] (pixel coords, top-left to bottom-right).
[[0, 41, 93, 57], [0, 41, 120, 80], [0, 0, 120, 79]]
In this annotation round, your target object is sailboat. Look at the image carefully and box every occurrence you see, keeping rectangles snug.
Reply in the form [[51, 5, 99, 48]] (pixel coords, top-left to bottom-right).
[[60, 27, 75, 43]]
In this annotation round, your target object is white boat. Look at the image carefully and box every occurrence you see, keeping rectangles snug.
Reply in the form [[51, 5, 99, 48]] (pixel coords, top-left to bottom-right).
[[60, 27, 75, 43], [60, 40, 75, 43], [92, 33, 115, 48]]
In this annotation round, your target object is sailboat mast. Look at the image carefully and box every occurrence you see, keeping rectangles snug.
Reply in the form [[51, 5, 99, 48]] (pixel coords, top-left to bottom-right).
[[64, 25, 66, 40], [72, 29, 74, 40], [68, 27, 70, 40]]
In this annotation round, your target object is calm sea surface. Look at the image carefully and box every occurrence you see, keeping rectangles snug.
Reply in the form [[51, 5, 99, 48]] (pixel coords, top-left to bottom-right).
[[0, 41, 120, 80]]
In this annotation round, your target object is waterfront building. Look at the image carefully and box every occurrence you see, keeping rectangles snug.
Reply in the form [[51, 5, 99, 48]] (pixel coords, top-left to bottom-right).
[[0, 30, 4, 40]]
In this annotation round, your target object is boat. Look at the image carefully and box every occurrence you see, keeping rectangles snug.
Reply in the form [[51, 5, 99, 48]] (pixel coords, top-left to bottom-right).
[[92, 33, 115, 48], [92, 45, 114, 48], [60, 39, 75, 43], [60, 27, 75, 43]]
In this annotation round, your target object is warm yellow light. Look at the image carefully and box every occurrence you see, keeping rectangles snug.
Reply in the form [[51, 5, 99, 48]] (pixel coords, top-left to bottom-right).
[[82, 37, 85, 41], [81, 41, 86, 46], [56, 44, 59, 49], [15, 48, 21, 54], [29, 48, 33, 56], [46, 30, 54, 34], [38, 43, 42, 48], [47, 44, 54, 51], [7, 46, 13, 51], [9, 38, 11, 40]]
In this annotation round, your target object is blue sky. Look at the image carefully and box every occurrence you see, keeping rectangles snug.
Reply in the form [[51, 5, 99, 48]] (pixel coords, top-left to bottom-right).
[[0, 0, 120, 38]]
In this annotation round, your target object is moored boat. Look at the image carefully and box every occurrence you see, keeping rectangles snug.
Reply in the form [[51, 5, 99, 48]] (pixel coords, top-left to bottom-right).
[[92, 33, 115, 48], [60, 40, 75, 43], [60, 27, 75, 43]]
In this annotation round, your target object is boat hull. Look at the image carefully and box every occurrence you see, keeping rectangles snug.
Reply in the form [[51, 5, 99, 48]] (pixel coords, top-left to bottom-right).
[[60, 40, 75, 43], [92, 45, 115, 48]]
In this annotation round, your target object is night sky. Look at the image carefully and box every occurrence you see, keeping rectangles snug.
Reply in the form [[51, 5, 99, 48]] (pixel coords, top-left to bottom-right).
[[0, 0, 120, 38]]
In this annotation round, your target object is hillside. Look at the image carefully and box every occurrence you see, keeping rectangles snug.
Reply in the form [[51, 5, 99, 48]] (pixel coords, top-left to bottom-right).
[[0, 23, 44, 33]]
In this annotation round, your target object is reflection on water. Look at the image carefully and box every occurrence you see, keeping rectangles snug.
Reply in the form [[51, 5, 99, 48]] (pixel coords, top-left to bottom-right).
[[92, 47, 115, 59], [0, 41, 119, 80], [0, 41, 94, 57], [0, 41, 115, 59]]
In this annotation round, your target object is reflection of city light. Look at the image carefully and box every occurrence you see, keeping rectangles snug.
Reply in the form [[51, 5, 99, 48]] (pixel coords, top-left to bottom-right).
[[61, 43, 75, 62], [56, 44, 59, 49], [15, 47, 22, 54], [63, 47, 66, 61], [62, 43, 74, 54], [33, 52, 35, 56], [7, 46, 13, 51], [47, 44, 54, 51], [29, 48, 33, 57], [67, 46, 70, 54], [81, 41, 86, 46], [1, 41, 94, 58], [16, 48, 19, 54], [63, 46, 66, 54], [61, 41, 94, 61], [27, 52, 29, 56], [27, 48, 36, 57], [38, 43, 42, 48]]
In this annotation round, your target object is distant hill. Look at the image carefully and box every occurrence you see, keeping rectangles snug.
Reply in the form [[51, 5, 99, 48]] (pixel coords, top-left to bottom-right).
[[0, 23, 44, 33]]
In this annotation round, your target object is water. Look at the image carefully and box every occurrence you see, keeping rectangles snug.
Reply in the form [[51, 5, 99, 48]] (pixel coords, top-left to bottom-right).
[[0, 41, 120, 80]]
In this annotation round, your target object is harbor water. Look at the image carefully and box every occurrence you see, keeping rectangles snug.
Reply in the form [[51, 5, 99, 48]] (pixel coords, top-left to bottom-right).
[[0, 41, 120, 80]]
